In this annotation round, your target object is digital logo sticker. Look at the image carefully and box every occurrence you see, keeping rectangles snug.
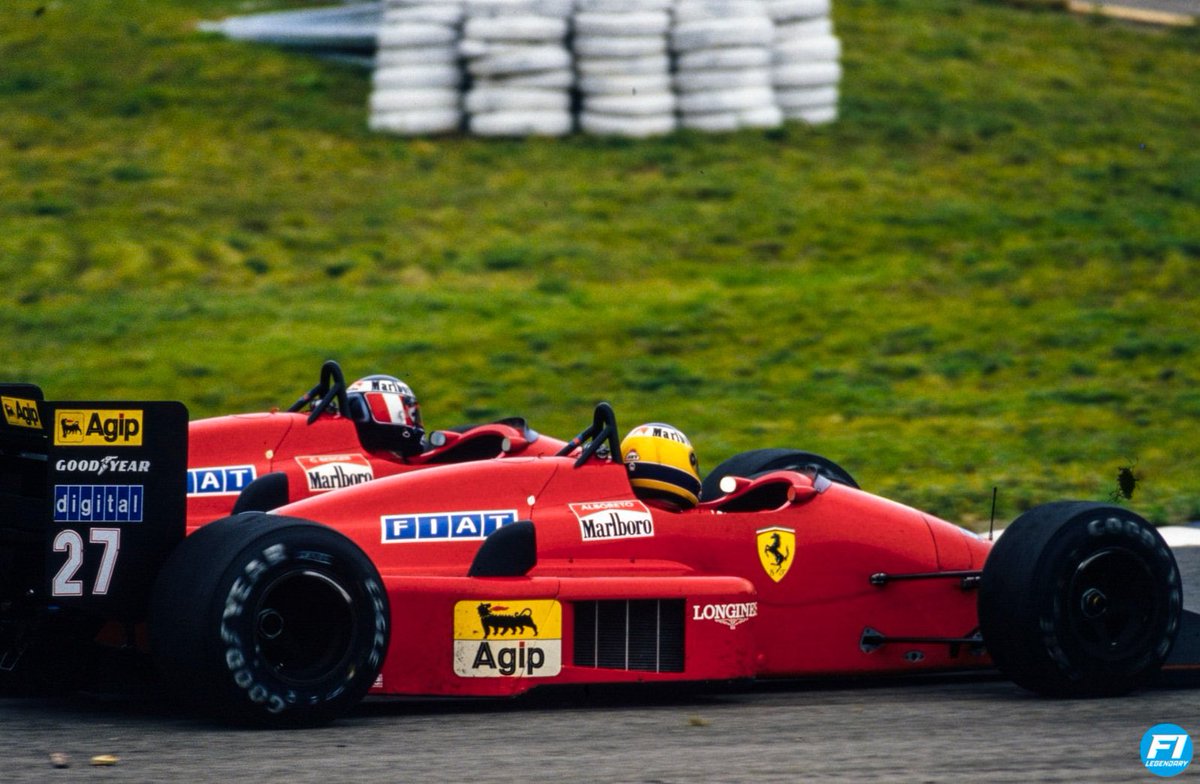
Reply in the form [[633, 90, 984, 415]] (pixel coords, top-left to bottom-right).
[[452, 600, 562, 678], [2, 396, 41, 430], [54, 409, 143, 446], [757, 526, 795, 583], [54, 484, 144, 523], [1141, 724, 1192, 777]]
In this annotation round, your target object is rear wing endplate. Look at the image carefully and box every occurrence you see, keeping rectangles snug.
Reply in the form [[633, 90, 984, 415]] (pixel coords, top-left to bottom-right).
[[2, 389, 188, 621]]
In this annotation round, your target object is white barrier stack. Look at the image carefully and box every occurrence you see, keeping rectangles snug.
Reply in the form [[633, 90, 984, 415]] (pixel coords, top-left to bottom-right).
[[363, 0, 844, 136], [461, 0, 575, 136], [766, 0, 840, 124], [369, 0, 466, 135], [671, 0, 781, 132], [574, 0, 676, 138]]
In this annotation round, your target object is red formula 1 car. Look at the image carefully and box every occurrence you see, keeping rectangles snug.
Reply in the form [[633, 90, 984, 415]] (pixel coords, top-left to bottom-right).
[[1, 392, 1195, 726], [185, 360, 567, 529]]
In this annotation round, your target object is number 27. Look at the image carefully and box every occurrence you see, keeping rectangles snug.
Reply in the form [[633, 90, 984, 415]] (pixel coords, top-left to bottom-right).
[[52, 528, 121, 597]]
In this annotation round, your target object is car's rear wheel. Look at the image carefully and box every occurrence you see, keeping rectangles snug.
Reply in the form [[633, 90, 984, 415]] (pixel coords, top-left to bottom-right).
[[149, 513, 389, 726], [700, 448, 858, 501], [978, 501, 1181, 696]]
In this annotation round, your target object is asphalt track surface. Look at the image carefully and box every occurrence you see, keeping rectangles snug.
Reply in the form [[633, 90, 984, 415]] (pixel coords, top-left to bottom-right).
[[3, 544, 1199, 783]]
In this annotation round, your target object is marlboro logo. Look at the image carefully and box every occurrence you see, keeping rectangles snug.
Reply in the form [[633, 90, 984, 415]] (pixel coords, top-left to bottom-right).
[[295, 454, 374, 493]]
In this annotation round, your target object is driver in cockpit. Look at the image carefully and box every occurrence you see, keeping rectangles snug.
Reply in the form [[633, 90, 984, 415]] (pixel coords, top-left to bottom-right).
[[345, 375, 426, 457], [620, 423, 701, 510]]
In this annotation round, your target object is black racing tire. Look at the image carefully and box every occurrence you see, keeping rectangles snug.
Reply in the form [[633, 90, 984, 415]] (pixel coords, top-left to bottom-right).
[[149, 513, 389, 727], [978, 501, 1181, 697], [700, 448, 859, 501]]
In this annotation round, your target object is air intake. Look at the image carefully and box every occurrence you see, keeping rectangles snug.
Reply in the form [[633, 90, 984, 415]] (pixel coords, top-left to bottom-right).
[[573, 599, 684, 673]]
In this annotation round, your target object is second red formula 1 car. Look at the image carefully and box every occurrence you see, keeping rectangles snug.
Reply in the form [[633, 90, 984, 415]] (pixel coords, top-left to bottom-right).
[[185, 360, 567, 528]]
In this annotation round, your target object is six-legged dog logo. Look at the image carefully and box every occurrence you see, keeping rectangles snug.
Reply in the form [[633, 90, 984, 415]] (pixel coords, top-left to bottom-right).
[[477, 602, 539, 638]]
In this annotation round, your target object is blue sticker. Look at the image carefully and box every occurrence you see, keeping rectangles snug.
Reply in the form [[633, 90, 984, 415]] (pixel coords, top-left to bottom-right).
[[53, 485, 144, 523], [381, 510, 518, 543], [1141, 724, 1192, 777], [187, 465, 257, 496]]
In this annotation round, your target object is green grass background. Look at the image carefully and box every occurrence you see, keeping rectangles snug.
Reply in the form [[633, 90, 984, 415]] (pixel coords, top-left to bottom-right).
[[2, 0, 1198, 527]]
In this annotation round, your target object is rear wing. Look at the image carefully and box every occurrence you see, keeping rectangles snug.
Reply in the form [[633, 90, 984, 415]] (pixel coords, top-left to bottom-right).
[[0, 386, 188, 622], [0, 385, 48, 546]]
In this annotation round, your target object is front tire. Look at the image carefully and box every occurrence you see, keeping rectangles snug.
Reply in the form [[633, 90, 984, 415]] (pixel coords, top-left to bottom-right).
[[979, 502, 1181, 697], [149, 513, 389, 726]]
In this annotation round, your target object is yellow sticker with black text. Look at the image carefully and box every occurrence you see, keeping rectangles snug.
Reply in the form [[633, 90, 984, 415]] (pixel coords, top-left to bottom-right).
[[54, 410, 143, 446], [453, 600, 562, 678], [2, 396, 41, 430]]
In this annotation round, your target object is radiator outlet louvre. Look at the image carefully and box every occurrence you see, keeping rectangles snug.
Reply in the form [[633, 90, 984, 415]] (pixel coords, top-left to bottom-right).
[[573, 599, 684, 673]]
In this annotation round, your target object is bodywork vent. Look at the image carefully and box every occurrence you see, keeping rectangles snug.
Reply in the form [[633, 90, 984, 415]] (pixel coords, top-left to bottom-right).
[[573, 599, 684, 673]]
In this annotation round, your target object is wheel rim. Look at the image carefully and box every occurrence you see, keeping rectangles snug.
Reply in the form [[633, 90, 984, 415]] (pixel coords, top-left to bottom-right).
[[1065, 547, 1158, 662], [254, 570, 357, 685]]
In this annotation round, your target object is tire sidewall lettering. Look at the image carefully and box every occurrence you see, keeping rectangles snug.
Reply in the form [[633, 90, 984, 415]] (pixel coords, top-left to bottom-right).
[[1042, 516, 1178, 681], [217, 541, 388, 717]]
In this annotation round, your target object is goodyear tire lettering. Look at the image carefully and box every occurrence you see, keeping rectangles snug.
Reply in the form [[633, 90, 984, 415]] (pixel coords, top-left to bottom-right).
[[151, 514, 389, 726]]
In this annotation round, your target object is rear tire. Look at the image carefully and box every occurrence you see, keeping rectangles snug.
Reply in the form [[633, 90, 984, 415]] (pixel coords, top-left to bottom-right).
[[149, 513, 389, 726], [701, 448, 858, 501], [978, 502, 1181, 697]]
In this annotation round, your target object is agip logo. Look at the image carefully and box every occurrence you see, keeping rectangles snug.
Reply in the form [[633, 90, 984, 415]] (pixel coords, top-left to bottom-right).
[[452, 600, 562, 678], [2, 396, 41, 430], [54, 410, 143, 446]]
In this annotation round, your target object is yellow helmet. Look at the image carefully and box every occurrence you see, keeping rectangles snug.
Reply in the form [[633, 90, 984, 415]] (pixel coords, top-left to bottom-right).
[[620, 423, 701, 508]]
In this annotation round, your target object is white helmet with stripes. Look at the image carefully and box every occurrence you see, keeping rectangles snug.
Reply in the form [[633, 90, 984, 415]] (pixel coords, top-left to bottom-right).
[[347, 375, 424, 455]]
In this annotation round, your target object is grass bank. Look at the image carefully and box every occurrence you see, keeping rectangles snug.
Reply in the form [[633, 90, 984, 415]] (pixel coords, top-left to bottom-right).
[[1, 0, 1198, 526]]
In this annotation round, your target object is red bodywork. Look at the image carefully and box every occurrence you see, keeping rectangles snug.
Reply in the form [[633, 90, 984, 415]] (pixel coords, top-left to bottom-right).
[[266, 453, 994, 698], [185, 411, 567, 531]]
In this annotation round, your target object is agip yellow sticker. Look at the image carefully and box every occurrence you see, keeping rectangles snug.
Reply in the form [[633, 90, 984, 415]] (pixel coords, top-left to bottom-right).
[[54, 410, 143, 446], [453, 600, 562, 678], [1, 396, 41, 430]]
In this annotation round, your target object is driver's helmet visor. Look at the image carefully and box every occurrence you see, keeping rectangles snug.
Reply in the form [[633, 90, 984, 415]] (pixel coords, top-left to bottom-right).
[[362, 390, 421, 429]]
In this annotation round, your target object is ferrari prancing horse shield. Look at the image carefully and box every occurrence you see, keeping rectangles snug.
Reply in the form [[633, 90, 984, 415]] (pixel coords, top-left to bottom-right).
[[757, 526, 795, 582]]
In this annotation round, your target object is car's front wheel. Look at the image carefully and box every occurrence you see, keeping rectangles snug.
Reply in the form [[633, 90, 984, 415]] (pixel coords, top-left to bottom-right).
[[978, 501, 1181, 696]]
